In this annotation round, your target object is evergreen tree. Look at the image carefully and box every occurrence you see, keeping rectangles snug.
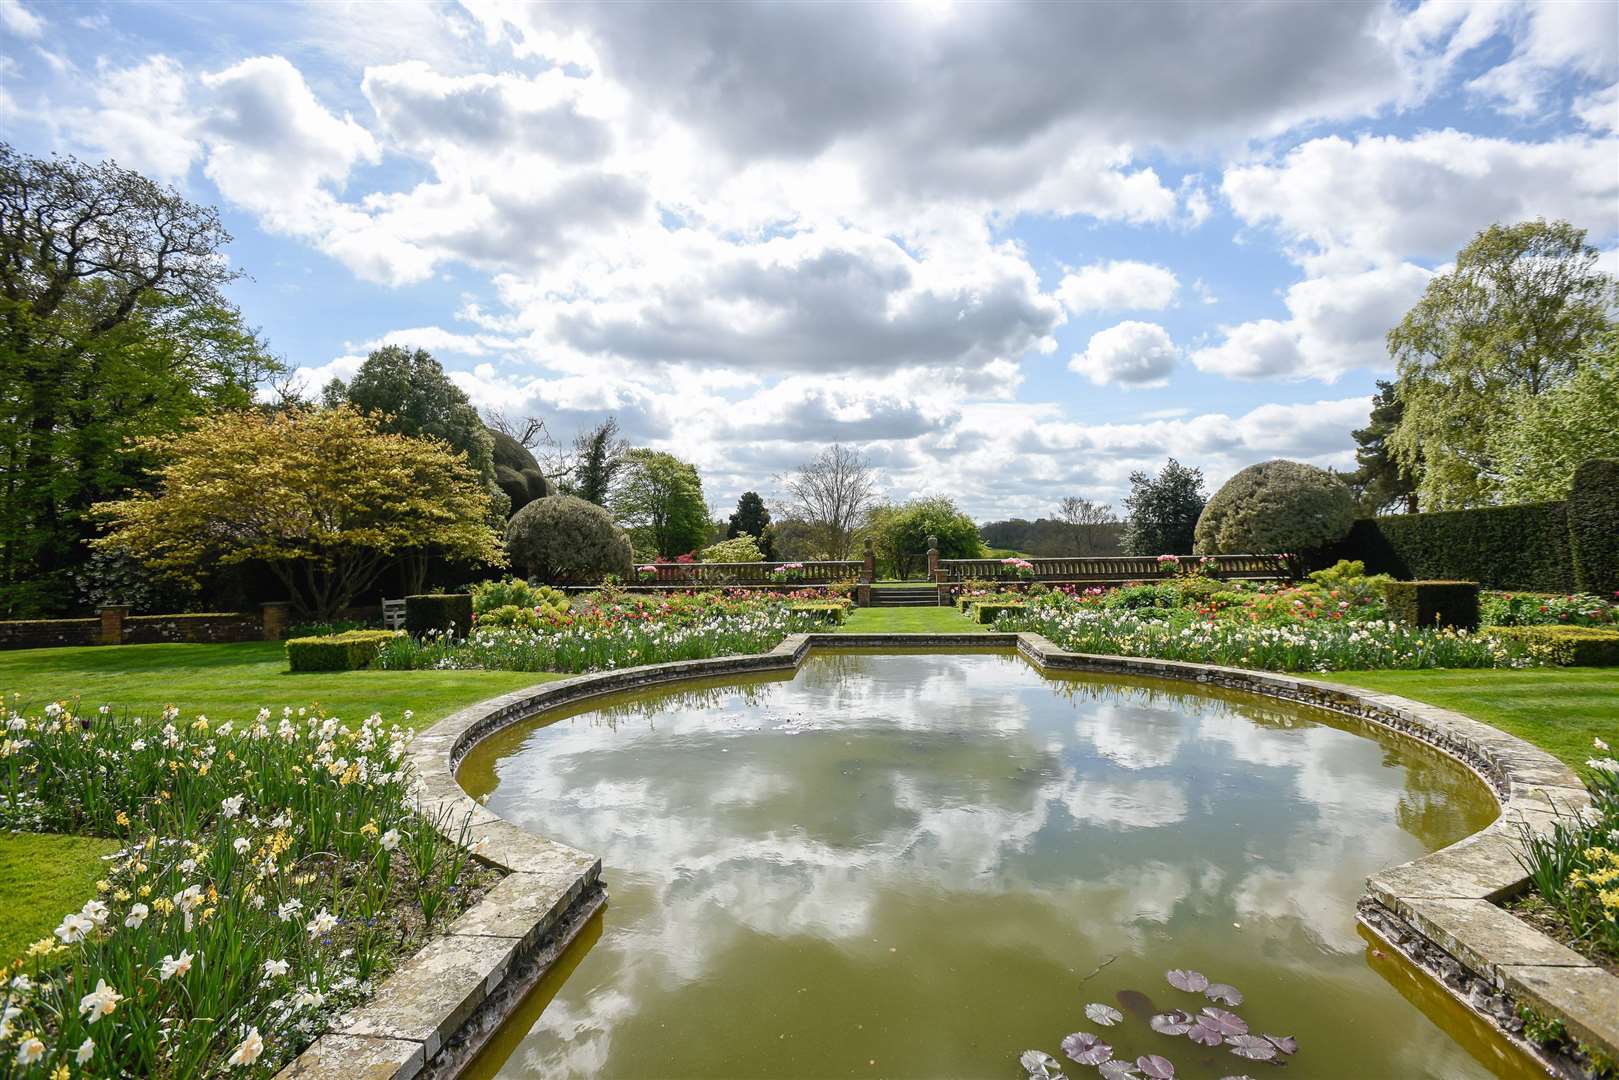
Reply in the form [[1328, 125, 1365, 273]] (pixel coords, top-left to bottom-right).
[[726, 491, 774, 558], [1121, 459, 1205, 556], [1348, 381, 1418, 514], [566, 417, 629, 507]]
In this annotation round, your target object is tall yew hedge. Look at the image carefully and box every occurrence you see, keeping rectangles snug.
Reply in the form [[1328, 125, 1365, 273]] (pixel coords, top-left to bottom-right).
[[1568, 458, 1619, 597]]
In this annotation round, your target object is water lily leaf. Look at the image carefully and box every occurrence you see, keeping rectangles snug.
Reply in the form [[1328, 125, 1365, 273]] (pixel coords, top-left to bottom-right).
[[1136, 1054, 1177, 1078], [1021, 1049, 1061, 1077], [1149, 1010, 1195, 1036], [1204, 983, 1243, 1006], [1198, 1007, 1248, 1036], [1224, 1035, 1277, 1062], [1085, 1003, 1124, 1027], [1186, 1020, 1224, 1046], [1061, 1031, 1114, 1066], [1263, 1034, 1298, 1056], [1217, 1075, 1257, 1080], [1166, 969, 1208, 993], [1099, 1062, 1141, 1080]]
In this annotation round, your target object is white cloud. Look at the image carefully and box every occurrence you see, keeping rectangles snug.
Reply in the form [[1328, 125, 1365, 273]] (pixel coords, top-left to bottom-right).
[[1057, 260, 1179, 313], [60, 58, 199, 182], [1191, 263, 1433, 381], [0, 0, 43, 38], [1069, 321, 1178, 388], [1462, 0, 1618, 118], [1223, 131, 1619, 273]]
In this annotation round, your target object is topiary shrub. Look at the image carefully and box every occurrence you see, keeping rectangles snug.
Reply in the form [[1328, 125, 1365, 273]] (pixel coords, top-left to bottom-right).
[[490, 431, 551, 516], [1195, 460, 1355, 556], [972, 601, 1026, 624], [404, 593, 473, 637], [286, 630, 399, 672], [1381, 580, 1479, 630], [1482, 625, 1619, 667], [1568, 458, 1619, 598], [701, 535, 765, 562], [505, 495, 634, 585]]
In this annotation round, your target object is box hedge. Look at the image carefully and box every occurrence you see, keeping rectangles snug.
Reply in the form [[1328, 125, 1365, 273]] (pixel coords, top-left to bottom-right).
[[405, 593, 473, 638], [972, 601, 1026, 624], [1381, 580, 1479, 630], [286, 630, 399, 672], [1482, 625, 1619, 667], [1568, 458, 1619, 598], [787, 602, 848, 625]]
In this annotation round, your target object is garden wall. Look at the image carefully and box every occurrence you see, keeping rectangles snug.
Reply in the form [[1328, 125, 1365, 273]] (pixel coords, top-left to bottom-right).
[[0, 604, 290, 650]]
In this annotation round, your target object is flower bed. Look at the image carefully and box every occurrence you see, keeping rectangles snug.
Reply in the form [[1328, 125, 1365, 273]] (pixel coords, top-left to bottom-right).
[[0, 700, 493, 1075], [377, 589, 831, 673]]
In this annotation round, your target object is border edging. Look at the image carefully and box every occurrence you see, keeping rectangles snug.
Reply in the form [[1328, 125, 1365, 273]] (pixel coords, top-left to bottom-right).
[[284, 631, 1614, 1078]]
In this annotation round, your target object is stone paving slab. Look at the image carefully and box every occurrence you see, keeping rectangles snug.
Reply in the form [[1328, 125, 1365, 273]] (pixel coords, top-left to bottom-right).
[[338, 932, 522, 1058], [1501, 965, 1619, 1054], [1397, 898, 1593, 984], [274, 1034, 424, 1079]]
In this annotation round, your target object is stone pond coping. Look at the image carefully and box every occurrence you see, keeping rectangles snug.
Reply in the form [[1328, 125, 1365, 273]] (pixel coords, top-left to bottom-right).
[[279, 633, 1614, 1078]]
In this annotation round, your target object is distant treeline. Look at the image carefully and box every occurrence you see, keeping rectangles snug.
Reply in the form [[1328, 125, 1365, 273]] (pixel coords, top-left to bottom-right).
[[978, 518, 1124, 557]]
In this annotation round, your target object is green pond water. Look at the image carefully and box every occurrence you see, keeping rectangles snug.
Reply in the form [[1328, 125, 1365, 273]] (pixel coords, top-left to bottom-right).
[[457, 650, 1541, 1079]]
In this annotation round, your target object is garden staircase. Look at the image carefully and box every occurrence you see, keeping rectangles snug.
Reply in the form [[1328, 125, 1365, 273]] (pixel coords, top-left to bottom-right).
[[870, 585, 940, 607]]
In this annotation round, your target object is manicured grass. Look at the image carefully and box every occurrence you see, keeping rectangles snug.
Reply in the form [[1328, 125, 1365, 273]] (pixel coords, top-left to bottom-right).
[[836, 606, 992, 634], [1315, 667, 1619, 772], [0, 641, 562, 732], [0, 832, 122, 962]]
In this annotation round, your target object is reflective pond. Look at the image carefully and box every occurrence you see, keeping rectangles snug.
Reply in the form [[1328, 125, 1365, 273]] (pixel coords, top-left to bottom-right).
[[458, 650, 1539, 1079]]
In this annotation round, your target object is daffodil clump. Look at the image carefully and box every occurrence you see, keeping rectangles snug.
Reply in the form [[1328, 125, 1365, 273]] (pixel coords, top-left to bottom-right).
[[0, 697, 493, 1076], [1516, 740, 1619, 962]]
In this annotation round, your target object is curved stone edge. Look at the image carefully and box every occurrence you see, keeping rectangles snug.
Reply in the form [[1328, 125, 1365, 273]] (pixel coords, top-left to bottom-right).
[[281, 631, 1614, 1079]]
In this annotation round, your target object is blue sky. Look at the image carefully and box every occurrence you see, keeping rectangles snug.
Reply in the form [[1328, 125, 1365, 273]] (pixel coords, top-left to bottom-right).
[[3, 0, 1616, 520]]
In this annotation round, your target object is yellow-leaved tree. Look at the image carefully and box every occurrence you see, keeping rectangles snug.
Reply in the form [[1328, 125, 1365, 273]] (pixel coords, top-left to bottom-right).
[[92, 406, 505, 618]]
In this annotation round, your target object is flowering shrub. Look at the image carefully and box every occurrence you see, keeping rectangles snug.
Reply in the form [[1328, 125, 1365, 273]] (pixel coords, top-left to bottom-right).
[[377, 591, 822, 673], [1514, 742, 1619, 963], [0, 698, 491, 1075], [994, 597, 1526, 672], [1000, 557, 1036, 580], [768, 562, 806, 585], [1480, 591, 1619, 628]]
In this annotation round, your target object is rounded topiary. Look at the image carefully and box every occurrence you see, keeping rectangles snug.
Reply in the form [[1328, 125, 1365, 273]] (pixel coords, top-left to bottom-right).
[[1194, 459, 1355, 556], [490, 430, 551, 515], [505, 495, 633, 584]]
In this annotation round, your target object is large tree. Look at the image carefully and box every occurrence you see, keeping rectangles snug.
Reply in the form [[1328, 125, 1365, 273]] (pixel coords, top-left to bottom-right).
[[1122, 458, 1206, 556], [0, 144, 278, 615], [867, 497, 983, 579], [563, 417, 631, 507], [1490, 328, 1619, 503], [1387, 219, 1617, 510], [92, 407, 504, 619], [1347, 380, 1418, 515], [614, 449, 709, 557], [780, 444, 879, 560], [726, 491, 774, 558]]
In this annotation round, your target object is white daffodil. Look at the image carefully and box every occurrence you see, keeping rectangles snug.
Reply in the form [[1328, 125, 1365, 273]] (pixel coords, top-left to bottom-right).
[[55, 912, 93, 944], [379, 829, 400, 851], [233, 837, 251, 855], [15, 1036, 45, 1065], [264, 958, 289, 978], [306, 908, 338, 940], [228, 1027, 264, 1067], [221, 794, 245, 818], [124, 903, 149, 930], [78, 978, 122, 1024], [1597, 737, 1611, 752], [77, 1037, 95, 1064], [276, 898, 303, 922], [80, 899, 109, 926], [160, 950, 194, 981]]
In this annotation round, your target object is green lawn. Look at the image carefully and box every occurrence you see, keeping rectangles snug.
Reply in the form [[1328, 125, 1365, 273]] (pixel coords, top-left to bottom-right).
[[1315, 667, 1619, 771], [836, 606, 990, 634], [0, 641, 562, 731], [0, 832, 123, 962]]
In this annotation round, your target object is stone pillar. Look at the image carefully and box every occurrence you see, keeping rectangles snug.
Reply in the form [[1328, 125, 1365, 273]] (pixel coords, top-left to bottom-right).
[[261, 601, 292, 641], [856, 583, 872, 608], [98, 605, 128, 646], [862, 537, 876, 584], [927, 535, 941, 582]]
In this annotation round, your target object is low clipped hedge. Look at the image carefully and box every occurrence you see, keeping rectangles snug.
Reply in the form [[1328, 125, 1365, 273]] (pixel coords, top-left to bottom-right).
[[285, 630, 400, 672], [405, 593, 473, 638], [1569, 458, 1619, 597], [1482, 625, 1619, 667], [787, 602, 848, 625], [972, 601, 1026, 624], [1382, 580, 1479, 630]]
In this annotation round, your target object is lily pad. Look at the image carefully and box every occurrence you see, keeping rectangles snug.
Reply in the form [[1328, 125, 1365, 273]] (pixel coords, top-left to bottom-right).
[[1085, 1003, 1124, 1027], [1186, 1019, 1224, 1046], [1166, 969, 1209, 993], [1263, 1034, 1298, 1056], [1136, 1055, 1177, 1079], [1149, 1010, 1196, 1036], [1204, 983, 1243, 1006], [1224, 1035, 1278, 1062], [1099, 1062, 1141, 1080], [1061, 1032, 1113, 1067], [1021, 1049, 1063, 1077], [1198, 1007, 1248, 1036]]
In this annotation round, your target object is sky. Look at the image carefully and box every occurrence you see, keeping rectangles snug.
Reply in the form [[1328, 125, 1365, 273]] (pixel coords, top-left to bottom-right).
[[3, 0, 1617, 522]]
